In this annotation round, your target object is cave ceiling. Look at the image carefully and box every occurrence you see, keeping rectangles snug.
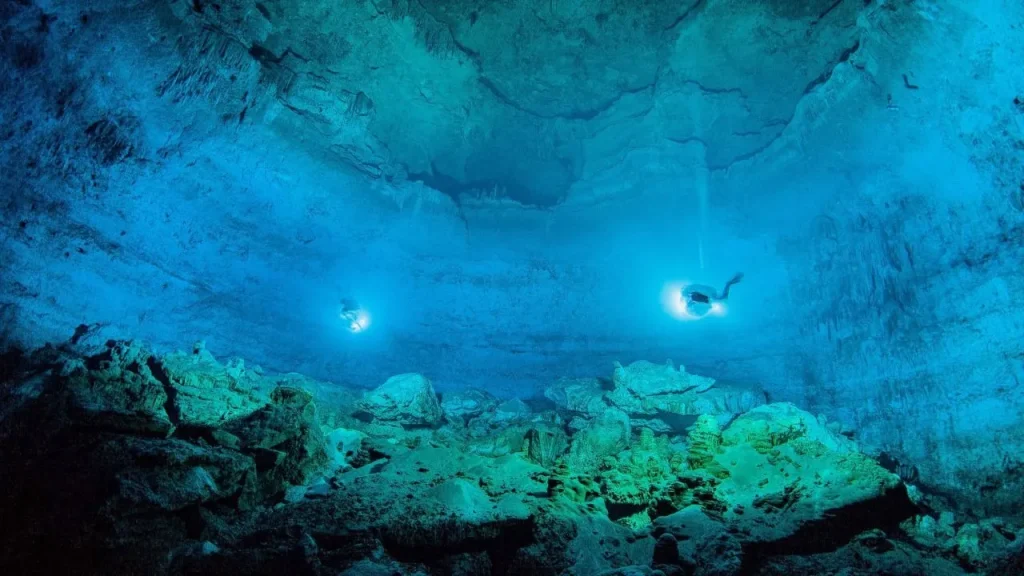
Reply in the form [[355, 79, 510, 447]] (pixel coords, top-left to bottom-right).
[[163, 0, 865, 206]]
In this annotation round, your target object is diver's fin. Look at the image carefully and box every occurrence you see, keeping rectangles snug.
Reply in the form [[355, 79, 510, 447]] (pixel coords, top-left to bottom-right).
[[721, 273, 744, 299]]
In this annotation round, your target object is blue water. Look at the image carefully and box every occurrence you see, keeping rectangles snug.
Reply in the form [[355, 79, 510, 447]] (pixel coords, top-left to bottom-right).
[[1, 0, 1023, 525]]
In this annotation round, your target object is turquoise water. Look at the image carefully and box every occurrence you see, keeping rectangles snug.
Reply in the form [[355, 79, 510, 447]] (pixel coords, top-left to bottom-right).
[[1, 0, 1023, 574]]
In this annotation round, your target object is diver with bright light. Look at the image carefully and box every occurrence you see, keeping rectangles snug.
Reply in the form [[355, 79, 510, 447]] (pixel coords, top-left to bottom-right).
[[339, 298, 370, 333], [680, 273, 744, 318]]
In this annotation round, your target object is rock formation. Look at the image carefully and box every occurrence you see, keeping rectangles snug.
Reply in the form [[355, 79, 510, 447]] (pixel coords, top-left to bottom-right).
[[2, 341, 1017, 575], [357, 372, 445, 427]]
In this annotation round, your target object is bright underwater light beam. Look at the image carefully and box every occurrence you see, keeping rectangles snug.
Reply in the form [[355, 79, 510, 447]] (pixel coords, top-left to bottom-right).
[[661, 281, 727, 321], [340, 307, 371, 333]]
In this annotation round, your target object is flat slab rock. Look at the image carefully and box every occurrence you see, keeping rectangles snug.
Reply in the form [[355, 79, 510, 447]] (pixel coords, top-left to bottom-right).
[[613, 360, 717, 396]]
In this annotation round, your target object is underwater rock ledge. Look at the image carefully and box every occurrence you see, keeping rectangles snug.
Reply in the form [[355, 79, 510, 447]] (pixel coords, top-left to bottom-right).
[[0, 340, 1020, 576]]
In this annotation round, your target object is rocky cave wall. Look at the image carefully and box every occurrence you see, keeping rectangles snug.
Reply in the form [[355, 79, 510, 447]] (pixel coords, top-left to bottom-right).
[[701, 0, 1024, 516], [2, 0, 1024, 512]]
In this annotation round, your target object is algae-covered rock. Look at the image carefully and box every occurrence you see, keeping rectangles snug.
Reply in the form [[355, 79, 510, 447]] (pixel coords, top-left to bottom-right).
[[952, 518, 1021, 570], [901, 512, 957, 550], [63, 340, 175, 436], [755, 529, 969, 576], [469, 453, 550, 497], [721, 402, 857, 454], [99, 436, 258, 512], [440, 388, 499, 423], [604, 384, 660, 416], [596, 428, 683, 528], [0, 396, 260, 576], [544, 377, 607, 416], [556, 511, 654, 575], [428, 478, 496, 520], [613, 360, 716, 396], [324, 427, 367, 473], [682, 381, 768, 418], [593, 567, 665, 576], [467, 428, 518, 457], [340, 559, 429, 576], [566, 408, 632, 474], [584, 402, 919, 555], [357, 373, 443, 427], [2, 339, 1004, 576], [525, 426, 568, 468], [652, 506, 741, 576], [157, 341, 267, 427], [985, 537, 1024, 576], [709, 403, 915, 549], [307, 445, 541, 567], [686, 414, 722, 470], [223, 385, 326, 497], [274, 372, 359, 430], [603, 362, 765, 434], [380, 492, 534, 564], [492, 397, 533, 425]]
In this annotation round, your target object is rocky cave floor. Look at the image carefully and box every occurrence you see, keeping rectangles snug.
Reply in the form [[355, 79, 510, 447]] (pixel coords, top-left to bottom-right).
[[1, 337, 1022, 576]]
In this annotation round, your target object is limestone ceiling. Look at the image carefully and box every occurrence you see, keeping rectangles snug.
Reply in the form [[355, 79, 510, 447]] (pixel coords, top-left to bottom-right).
[[164, 0, 865, 206]]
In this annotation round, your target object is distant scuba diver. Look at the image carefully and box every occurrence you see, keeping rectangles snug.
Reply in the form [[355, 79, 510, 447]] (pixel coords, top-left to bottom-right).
[[681, 273, 744, 317], [339, 298, 369, 332]]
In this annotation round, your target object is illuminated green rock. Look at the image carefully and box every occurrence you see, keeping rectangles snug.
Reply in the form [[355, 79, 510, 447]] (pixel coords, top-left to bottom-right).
[[613, 360, 716, 396], [357, 373, 444, 427], [158, 341, 267, 427], [64, 340, 174, 436]]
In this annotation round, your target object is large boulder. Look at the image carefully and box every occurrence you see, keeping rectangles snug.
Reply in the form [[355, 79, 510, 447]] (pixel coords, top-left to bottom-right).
[[324, 427, 368, 474], [223, 386, 327, 498], [440, 388, 500, 423], [357, 373, 443, 428], [720, 402, 857, 454], [544, 377, 607, 416], [94, 436, 257, 513], [604, 364, 767, 433], [63, 341, 175, 436], [0, 369, 259, 576], [689, 403, 916, 555], [613, 360, 716, 396], [684, 381, 768, 417], [491, 397, 533, 425], [949, 518, 1023, 571], [651, 506, 741, 576], [156, 341, 267, 428]]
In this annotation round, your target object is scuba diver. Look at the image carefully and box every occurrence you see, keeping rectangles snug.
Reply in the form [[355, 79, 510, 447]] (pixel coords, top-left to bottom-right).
[[681, 273, 744, 317], [339, 298, 367, 332]]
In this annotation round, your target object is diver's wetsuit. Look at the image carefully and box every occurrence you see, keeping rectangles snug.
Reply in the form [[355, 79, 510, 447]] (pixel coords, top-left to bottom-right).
[[682, 273, 744, 316]]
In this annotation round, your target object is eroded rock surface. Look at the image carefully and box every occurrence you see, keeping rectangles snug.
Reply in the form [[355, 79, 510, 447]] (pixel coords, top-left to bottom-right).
[[548, 360, 768, 435], [2, 342, 1010, 575], [357, 372, 444, 427], [143, 0, 868, 205], [158, 341, 267, 427]]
